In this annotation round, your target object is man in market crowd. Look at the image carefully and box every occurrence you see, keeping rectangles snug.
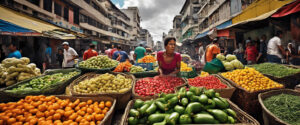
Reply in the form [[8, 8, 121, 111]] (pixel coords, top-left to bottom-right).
[[43, 43, 52, 70], [112, 45, 129, 62], [129, 48, 135, 64], [205, 38, 220, 62], [7, 42, 22, 59], [56, 48, 64, 68], [198, 42, 205, 63], [244, 40, 258, 65], [286, 43, 300, 65], [109, 44, 117, 59], [134, 44, 147, 62], [267, 31, 286, 63], [62, 42, 78, 68], [256, 35, 268, 63], [83, 43, 98, 60]]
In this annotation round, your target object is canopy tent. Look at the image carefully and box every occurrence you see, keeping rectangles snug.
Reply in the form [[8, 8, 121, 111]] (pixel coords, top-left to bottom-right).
[[272, 0, 300, 18]]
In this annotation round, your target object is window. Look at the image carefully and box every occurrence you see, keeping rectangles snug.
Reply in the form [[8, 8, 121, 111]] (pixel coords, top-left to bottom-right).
[[64, 7, 69, 21], [73, 8, 79, 24], [27, 0, 40, 6], [43, 0, 52, 12], [23, 5, 28, 10], [54, 2, 61, 16], [84, 0, 90, 4]]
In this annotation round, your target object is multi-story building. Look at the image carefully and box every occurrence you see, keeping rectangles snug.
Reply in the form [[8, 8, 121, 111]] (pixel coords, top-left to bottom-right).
[[173, 15, 182, 41], [140, 29, 154, 48], [121, 7, 142, 46]]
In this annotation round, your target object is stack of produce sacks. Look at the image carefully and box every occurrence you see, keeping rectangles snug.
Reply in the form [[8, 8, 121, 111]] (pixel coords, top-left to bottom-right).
[[216, 54, 244, 71], [78, 55, 118, 69], [0, 57, 41, 86]]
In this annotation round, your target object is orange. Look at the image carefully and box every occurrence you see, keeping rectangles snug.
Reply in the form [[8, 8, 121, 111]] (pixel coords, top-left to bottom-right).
[[105, 101, 112, 108]]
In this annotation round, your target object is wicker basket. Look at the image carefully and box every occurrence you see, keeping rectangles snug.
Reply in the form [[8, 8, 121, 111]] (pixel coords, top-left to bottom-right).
[[128, 71, 159, 78], [219, 74, 284, 121], [69, 72, 135, 110], [184, 74, 236, 98], [121, 99, 260, 125], [132, 77, 187, 101], [258, 89, 300, 125]]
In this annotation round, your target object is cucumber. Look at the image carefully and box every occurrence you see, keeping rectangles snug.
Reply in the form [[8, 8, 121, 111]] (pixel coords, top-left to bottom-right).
[[204, 99, 215, 109], [148, 114, 167, 124], [138, 117, 147, 124], [128, 117, 138, 125], [213, 97, 227, 109], [146, 102, 157, 115], [215, 92, 220, 97], [204, 89, 215, 98], [190, 95, 199, 102], [156, 98, 167, 104], [179, 114, 192, 124], [207, 109, 228, 123], [185, 102, 203, 115], [218, 97, 230, 108], [166, 109, 174, 114], [226, 109, 237, 118], [129, 109, 140, 117], [164, 93, 176, 100], [227, 116, 235, 123], [156, 101, 167, 111], [186, 91, 194, 99], [190, 86, 201, 96], [177, 87, 186, 99], [199, 94, 208, 104], [144, 100, 154, 105], [166, 112, 180, 125], [168, 96, 179, 106], [138, 104, 150, 115], [133, 99, 144, 109], [153, 114, 169, 125], [193, 113, 216, 124], [174, 105, 185, 115], [181, 98, 189, 106]]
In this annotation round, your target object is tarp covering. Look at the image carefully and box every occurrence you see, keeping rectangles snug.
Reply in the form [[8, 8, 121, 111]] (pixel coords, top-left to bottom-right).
[[0, 5, 62, 33], [272, 0, 300, 18], [0, 19, 33, 32]]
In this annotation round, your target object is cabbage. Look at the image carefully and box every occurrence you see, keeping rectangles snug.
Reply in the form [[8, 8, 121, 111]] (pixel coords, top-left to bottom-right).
[[231, 59, 244, 69], [224, 62, 234, 71], [216, 54, 225, 61], [226, 54, 237, 62]]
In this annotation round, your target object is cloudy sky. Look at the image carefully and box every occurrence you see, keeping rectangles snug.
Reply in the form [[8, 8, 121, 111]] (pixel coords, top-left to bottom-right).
[[111, 0, 185, 43]]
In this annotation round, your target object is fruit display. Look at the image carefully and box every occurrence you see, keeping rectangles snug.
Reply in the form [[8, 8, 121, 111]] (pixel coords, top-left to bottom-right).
[[188, 76, 227, 89], [216, 54, 244, 71], [263, 93, 300, 125], [180, 62, 192, 72], [0, 57, 41, 86], [199, 71, 209, 77], [73, 73, 132, 93], [221, 67, 283, 92], [0, 95, 112, 124], [128, 87, 237, 124], [5, 71, 79, 93], [249, 63, 300, 78], [130, 66, 146, 73], [78, 56, 118, 69], [113, 61, 133, 72], [135, 76, 185, 96], [138, 55, 156, 63]]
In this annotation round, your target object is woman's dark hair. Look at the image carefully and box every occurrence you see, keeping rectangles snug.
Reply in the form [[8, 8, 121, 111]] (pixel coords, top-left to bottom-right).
[[164, 37, 176, 47]]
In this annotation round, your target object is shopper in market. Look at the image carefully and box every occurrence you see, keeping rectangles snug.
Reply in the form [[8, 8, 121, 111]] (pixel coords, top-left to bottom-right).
[[157, 37, 181, 76], [244, 40, 258, 65], [134, 44, 147, 62], [198, 41, 205, 63], [7, 42, 22, 59], [109, 44, 117, 59], [287, 43, 300, 65], [83, 43, 98, 60], [205, 38, 220, 62], [62, 42, 78, 68], [56, 48, 64, 68], [112, 45, 129, 62], [256, 34, 267, 63], [267, 31, 286, 63]]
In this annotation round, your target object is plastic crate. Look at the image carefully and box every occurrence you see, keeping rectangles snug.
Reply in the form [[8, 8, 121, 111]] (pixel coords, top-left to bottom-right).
[[134, 63, 153, 71]]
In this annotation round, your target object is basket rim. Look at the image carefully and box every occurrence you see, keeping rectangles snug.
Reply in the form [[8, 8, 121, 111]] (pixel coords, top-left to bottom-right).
[[258, 89, 300, 125], [70, 72, 135, 96]]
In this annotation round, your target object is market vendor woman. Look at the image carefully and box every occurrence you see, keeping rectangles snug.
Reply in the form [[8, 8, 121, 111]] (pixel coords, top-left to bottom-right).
[[157, 37, 181, 76]]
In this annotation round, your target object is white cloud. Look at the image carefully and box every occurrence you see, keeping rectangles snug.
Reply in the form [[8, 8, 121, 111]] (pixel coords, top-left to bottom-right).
[[118, 0, 185, 42]]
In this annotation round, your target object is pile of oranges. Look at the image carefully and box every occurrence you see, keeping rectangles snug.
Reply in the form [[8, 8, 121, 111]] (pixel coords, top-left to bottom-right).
[[221, 67, 283, 92], [0, 95, 112, 125], [138, 55, 156, 63], [113, 61, 132, 72]]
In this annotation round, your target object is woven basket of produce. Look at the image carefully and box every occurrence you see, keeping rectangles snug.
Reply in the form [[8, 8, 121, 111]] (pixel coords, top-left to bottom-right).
[[76, 55, 118, 73], [69, 72, 135, 109], [258, 89, 300, 125], [0, 95, 116, 125], [1, 70, 80, 102], [133, 76, 187, 101], [248, 63, 300, 89], [129, 71, 159, 78], [220, 67, 284, 120], [121, 88, 259, 125], [183, 74, 236, 98]]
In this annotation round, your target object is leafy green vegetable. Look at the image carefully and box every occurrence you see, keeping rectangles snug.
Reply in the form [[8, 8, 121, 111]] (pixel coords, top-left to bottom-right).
[[249, 63, 300, 78], [263, 94, 300, 125]]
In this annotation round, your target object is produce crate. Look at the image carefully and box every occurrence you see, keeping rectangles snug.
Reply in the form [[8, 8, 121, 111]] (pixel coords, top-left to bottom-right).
[[69, 72, 135, 109], [120, 99, 260, 125], [132, 77, 187, 101], [258, 89, 300, 125], [182, 74, 236, 98], [128, 71, 159, 78], [134, 63, 153, 71], [0, 69, 81, 102], [219, 75, 284, 122], [179, 67, 198, 78]]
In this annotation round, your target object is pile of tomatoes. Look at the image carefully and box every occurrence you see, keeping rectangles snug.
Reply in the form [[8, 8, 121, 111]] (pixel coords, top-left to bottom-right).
[[188, 76, 227, 89], [135, 76, 185, 96], [0, 95, 112, 125]]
